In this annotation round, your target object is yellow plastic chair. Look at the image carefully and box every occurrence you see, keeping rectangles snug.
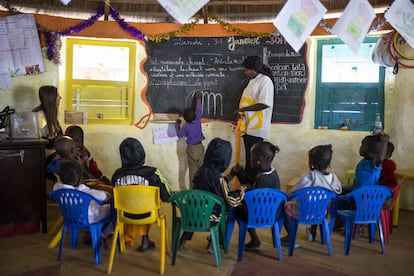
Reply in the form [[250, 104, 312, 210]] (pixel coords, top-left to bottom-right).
[[48, 173, 64, 249], [107, 186, 167, 274]]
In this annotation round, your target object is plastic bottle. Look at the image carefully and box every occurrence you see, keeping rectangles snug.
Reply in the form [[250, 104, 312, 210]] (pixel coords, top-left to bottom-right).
[[373, 113, 383, 134]]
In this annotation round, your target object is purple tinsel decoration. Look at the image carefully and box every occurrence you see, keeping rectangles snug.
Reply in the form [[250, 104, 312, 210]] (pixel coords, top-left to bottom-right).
[[109, 7, 146, 41], [46, 31, 54, 60], [57, 7, 105, 36]]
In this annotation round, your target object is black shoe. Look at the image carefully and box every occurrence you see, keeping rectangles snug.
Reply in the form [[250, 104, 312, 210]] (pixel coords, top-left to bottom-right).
[[245, 241, 262, 251], [137, 241, 155, 253]]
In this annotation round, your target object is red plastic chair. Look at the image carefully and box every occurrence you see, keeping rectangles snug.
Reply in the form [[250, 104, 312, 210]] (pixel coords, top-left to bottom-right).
[[380, 178, 404, 243]]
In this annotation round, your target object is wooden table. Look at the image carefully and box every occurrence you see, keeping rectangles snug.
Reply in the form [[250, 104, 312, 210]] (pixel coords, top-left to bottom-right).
[[393, 169, 414, 226], [0, 139, 48, 236]]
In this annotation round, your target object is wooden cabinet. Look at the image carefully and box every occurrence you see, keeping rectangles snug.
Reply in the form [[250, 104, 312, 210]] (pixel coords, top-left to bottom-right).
[[0, 139, 48, 236]]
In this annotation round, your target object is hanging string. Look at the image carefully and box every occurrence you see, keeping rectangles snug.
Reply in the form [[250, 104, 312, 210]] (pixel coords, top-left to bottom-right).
[[0, 0, 395, 64]]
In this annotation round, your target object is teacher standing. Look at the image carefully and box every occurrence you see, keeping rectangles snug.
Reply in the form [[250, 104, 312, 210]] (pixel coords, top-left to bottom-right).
[[235, 56, 275, 180]]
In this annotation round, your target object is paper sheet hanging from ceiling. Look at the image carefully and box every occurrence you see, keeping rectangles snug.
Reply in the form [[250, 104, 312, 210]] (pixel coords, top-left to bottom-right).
[[331, 0, 375, 53], [157, 0, 209, 24], [385, 0, 414, 49], [273, 0, 327, 53]]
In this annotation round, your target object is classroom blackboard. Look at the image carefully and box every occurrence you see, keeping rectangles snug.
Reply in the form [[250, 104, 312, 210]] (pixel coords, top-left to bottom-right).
[[144, 35, 308, 123]]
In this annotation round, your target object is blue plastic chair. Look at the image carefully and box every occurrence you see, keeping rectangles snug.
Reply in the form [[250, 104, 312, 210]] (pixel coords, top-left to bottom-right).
[[287, 187, 337, 256], [50, 189, 110, 265], [337, 185, 392, 255], [169, 190, 227, 267], [227, 188, 287, 261]]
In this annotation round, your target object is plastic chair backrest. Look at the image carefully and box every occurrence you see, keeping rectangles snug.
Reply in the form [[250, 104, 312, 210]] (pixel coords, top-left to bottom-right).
[[50, 188, 100, 227], [288, 187, 337, 224], [169, 190, 225, 232], [244, 188, 287, 228], [113, 185, 160, 225], [348, 185, 392, 223], [384, 177, 404, 211]]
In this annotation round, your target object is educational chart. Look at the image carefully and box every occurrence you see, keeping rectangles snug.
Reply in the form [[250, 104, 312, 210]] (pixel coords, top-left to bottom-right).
[[144, 35, 308, 123], [0, 14, 45, 78]]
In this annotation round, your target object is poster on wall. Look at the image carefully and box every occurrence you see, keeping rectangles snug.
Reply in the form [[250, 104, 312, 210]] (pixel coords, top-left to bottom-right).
[[0, 14, 45, 78]]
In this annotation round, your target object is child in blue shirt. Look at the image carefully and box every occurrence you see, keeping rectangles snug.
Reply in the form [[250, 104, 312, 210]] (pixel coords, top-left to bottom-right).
[[354, 133, 390, 188], [334, 133, 389, 230], [176, 91, 205, 188]]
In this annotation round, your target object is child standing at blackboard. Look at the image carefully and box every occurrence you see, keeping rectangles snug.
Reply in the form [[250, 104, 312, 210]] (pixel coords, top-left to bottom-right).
[[176, 91, 205, 188]]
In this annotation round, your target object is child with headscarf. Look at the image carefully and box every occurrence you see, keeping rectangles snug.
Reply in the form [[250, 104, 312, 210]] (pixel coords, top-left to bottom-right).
[[111, 137, 171, 252], [178, 137, 245, 253]]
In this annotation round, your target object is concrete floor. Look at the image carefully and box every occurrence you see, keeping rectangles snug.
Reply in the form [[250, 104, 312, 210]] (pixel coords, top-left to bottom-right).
[[1, 203, 414, 276]]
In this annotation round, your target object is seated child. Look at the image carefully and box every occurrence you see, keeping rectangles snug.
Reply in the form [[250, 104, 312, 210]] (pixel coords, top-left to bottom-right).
[[353, 133, 389, 189], [46, 135, 76, 177], [232, 141, 281, 251], [179, 137, 245, 253], [65, 125, 111, 185], [53, 159, 113, 241], [284, 144, 342, 242], [380, 141, 398, 188], [111, 137, 171, 252], [334, 133, 389, 230]]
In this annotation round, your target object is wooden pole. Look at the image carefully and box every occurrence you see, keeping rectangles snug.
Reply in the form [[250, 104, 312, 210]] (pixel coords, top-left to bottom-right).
[[104, 0, 110, 21]]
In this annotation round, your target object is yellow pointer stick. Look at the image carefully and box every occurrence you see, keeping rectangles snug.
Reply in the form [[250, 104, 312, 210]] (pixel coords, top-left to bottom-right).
[[234, 118, 242, 189]]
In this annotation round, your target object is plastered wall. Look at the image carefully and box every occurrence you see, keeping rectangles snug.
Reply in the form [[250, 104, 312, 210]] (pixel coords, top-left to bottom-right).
[[0, 12, 410, 197]]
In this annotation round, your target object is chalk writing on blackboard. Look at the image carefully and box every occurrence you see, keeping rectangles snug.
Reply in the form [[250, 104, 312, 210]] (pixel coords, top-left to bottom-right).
[[144, 35, 308, 123]]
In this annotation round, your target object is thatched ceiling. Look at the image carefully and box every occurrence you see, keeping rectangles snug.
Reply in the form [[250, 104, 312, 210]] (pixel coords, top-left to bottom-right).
[[1, 0, 392, 23]]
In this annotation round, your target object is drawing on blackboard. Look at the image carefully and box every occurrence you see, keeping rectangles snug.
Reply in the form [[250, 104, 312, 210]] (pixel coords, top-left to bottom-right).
[[142, 35, 308, 124], [184, 90, 225, 119]]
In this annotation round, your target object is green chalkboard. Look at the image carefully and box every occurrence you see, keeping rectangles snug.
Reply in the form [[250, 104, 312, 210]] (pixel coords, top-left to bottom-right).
[[144, 35, 308, 123]]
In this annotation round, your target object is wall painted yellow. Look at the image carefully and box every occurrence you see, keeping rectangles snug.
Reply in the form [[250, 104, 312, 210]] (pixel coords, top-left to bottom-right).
[[1, 36, 408, 194], [0, 12, 409, 195]]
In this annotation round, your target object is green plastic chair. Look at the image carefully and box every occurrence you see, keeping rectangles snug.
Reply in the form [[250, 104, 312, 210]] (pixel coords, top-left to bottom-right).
[[169, 190, 227, 267]]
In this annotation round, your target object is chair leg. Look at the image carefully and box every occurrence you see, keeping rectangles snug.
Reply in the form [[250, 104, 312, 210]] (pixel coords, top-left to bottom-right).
[[226, 209, 236, 249], [271, 224, 282, 260], [237, 222, 247, 262], [90, 224, 103, 265], [70, 229, 79, 248], [323, 220, 332, 256], [48, 225, 63, 249], [344, 220, 354, 255], [58, 226, 67, 261], [160, 217, 166, 275], [107, 225, 120, 274], [220, 218, 228, 254], [210, 228, 222, 267], [368, 223, 376, 243], [378, 220, 386, 255], [380, 211, 389, 243], [171, 218, 181, 266], [49, 216, 64, 235], [288, 220, 299, 256]]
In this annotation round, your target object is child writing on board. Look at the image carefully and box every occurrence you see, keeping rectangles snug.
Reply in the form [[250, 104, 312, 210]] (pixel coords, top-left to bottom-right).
[[175, 90, 205, 189]]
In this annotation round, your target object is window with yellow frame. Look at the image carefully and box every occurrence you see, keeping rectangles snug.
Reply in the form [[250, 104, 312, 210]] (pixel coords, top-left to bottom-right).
[[65, 38, 136, 124]]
